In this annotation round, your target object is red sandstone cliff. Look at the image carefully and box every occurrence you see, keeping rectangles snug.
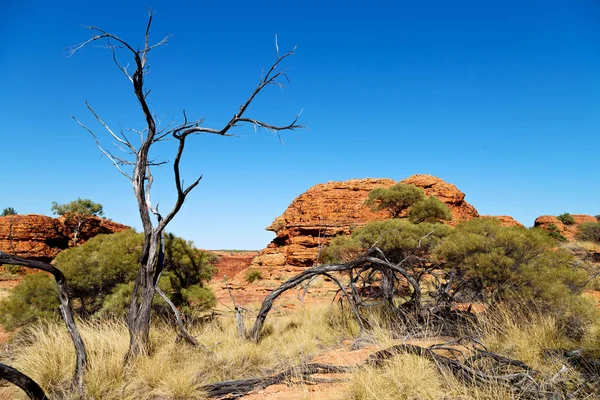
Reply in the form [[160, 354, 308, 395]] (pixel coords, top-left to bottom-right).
[[534, 214, 597, 240], [251, 175, 479, 271], [0, 214, 129, 263]]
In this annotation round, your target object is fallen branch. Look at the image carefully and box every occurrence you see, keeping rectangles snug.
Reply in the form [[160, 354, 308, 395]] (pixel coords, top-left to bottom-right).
[[0, 363, 49, 400], [0, 252, 87, 390], [201, 363, 354, 398]]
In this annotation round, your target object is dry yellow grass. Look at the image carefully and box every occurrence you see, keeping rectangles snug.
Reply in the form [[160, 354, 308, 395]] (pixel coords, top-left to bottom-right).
[[1, 301, 598, 399]]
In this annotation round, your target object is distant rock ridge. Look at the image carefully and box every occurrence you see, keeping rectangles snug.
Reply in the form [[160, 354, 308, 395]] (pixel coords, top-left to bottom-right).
[[534, 214, 597, 240], [0, 214, 129, 263], [251, 174, 480, 271]]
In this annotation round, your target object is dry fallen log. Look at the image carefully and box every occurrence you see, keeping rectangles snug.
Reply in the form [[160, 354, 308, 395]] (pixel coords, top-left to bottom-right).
[[201, 363, 353, 398]]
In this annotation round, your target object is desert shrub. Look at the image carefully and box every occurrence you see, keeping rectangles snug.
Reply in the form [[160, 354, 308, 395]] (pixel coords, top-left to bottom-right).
[[161, 232, 217, 306], [245, 269, 263, 283], [0, 229, 217, 328], [365, 183, 426, 218], [595, 215, 600, 221], [1, 207, 17, 216], [433, 218, 589, 312], [546, 223, 567, 242], [576, 221, 600, 244], [53, 229, 142, 315], [0, 273, 60, 330], [407, 196, 452, 224], [324, 219, 453, 264], [557, 212, 575, 225]]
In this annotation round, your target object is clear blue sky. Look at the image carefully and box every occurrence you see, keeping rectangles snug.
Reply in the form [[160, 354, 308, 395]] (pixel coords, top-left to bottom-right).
[[1, 0, 599, 249]]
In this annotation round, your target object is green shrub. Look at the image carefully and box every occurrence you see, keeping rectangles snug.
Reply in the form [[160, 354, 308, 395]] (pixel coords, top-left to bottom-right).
[[0, 230, 217, 328], [407, 196, 452, 224], [546, 223, 567, 242], [0, 273, 59, 330], [365, 183, 425, 218], [576, 222, 600, 244], [1, 207, 17, 216], [324, 219, 453, 264], [557, 212, 575, 225], [245, 269, 263, 283], [433, 218, 589, 311]]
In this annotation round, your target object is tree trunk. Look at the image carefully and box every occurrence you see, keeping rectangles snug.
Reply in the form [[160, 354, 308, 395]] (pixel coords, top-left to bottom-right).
[[126, 231, 160, 358]]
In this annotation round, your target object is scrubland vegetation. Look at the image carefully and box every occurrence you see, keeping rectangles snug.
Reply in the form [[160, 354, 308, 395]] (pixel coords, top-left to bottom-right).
[[1, 184, 599, 399]]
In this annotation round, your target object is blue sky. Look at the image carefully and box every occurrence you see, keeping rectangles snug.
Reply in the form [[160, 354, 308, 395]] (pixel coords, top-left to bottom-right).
[[1, 0, 599, 249]]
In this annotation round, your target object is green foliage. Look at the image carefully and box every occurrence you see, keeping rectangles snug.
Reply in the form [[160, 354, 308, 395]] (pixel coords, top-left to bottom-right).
[[0, 229, 217, 328], [407, 196, 452, 224], [433, 218, 588, 309], [576, 222, 600, 244], [557, 212, 575, 225], [245, 269, 263, 283], [54, 229, 142, 314], [595, 215, 600, 222], [365, 183, 425, 218], [0, 273, 59, 330], [162, 233, 217, 298], [545, 223, 567, 242], [51, 198, 105, 244], [1, 207, 17, 216], [51, 198, 104, 219], [324, 219, 453, 264]]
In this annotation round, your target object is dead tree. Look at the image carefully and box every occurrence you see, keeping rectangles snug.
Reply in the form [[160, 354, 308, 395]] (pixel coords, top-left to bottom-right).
[[69, 10, 302, 358], [247, 247, 422, 342], [0, 252, 87, 391]]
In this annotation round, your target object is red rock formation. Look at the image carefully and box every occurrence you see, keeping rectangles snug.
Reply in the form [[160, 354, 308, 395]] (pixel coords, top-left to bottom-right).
[[0, 214, 129, 263], [482, 215, 524, 228], [251, 175, 479, 271], [212, 251, 259, 280], [534, 214, 597, 240]]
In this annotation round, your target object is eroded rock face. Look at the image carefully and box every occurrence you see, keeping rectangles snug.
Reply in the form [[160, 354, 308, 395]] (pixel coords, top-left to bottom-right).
[[251, 175, 479, 271], [482, 215, 525, 228], [0, 214, 129, 263], [534, 214, 597, 240]]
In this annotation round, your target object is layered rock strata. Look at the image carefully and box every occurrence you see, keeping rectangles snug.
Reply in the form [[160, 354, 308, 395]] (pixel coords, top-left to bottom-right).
[[251, 174, 479, 271], [0, 214, 129, 263]]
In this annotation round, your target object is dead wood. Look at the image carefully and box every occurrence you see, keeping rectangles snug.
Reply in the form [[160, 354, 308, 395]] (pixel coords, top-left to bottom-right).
[[70, 9, 303, 357], [201, 363, 353, 398], [0, 363, 49, 400], [248, 247, 422, 342], [0, 252, 87, 391]]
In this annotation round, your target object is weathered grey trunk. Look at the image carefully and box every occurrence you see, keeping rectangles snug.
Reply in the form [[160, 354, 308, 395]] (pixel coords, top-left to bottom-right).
[[126, 231, 161, 357]]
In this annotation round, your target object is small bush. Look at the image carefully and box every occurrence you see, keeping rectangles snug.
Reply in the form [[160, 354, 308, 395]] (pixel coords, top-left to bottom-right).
[[557, 212, 575, 225], [1, 207, 17, 216], [576, 221, 600, 244], [546, 223, 567, 242], [245, 269, 263, 283], [0, 273, 59, 330], [407, 196, 452, 224]]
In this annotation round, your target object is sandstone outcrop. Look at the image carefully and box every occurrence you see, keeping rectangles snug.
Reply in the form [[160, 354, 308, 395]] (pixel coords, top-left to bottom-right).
[[251, 175, 479, 271], [534, 214, 597, 240], [0, 214, 129, 263], [212, 251, 260, 280], [482, 215, 524, 228]]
